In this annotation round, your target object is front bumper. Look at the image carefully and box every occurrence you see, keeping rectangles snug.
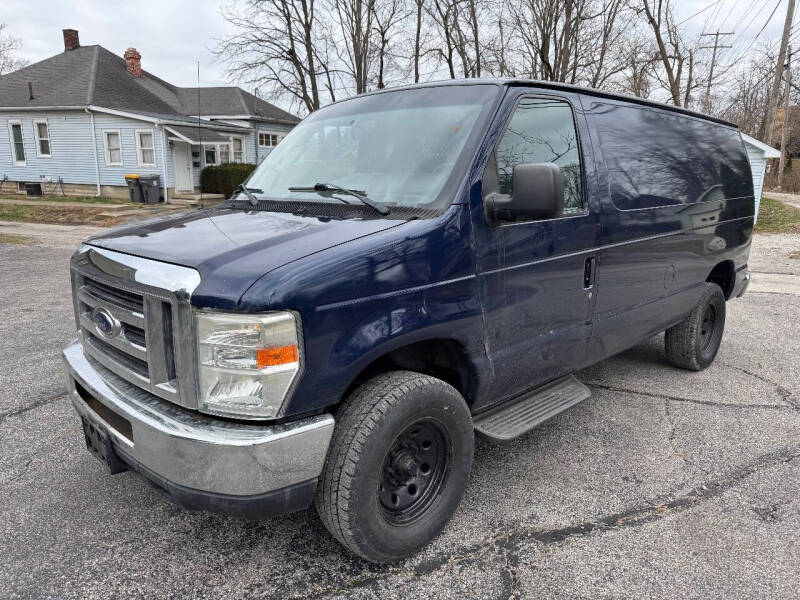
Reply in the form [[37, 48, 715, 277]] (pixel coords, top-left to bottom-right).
[[62, 340, 334, 519]]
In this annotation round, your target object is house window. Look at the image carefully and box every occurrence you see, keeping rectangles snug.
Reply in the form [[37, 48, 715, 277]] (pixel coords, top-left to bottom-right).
[[220, 143, 231, 164], [136, 130, 156, 167], [258, 132, 280, 147], [104, 130, 122, 166], [232, 137, 244, 162], [33, 120, 51, 157], [204, 145, 218, 165], [204, 143, 232, 165], [9, 121, 25, 165]]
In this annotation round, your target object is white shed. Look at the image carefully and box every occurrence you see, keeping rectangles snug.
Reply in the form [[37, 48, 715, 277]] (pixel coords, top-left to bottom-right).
[[740, 133, 780, 223]]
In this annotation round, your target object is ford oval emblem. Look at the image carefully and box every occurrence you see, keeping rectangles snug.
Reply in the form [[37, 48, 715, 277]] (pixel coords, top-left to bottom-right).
[[92, 307, 120, 338]]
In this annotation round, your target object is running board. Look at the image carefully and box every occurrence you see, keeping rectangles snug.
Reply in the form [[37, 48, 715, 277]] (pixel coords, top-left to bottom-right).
[[473, 375, 591, 441]]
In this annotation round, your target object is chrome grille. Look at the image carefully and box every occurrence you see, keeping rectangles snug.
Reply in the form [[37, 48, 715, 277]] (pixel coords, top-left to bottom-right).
[[70, 245, 201, 409]]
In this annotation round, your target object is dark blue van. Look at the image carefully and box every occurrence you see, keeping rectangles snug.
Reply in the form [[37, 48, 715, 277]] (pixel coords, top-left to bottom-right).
[[63, 80, 753, 562]]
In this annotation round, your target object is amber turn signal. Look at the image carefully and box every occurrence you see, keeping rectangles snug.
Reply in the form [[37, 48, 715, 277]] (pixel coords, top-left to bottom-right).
[[256, 345, 299, 368]]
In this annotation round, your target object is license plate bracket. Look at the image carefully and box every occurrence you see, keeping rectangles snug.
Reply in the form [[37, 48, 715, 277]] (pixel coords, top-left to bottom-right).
[[81, 416, 128, 474]]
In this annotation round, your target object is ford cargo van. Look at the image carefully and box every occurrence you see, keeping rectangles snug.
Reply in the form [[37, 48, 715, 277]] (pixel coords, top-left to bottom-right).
[[63, 80, 754, 562]]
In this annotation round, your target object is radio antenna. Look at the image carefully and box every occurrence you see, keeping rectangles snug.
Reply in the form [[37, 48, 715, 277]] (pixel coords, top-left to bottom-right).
[[197, 60, 203, 205]]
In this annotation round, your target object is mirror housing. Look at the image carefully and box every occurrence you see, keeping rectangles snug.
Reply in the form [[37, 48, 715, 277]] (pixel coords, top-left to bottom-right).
[[486, 162, 564, 222]]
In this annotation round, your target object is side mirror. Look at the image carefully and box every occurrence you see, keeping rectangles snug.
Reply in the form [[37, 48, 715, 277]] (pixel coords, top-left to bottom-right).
[[487, 162, 564, 222]]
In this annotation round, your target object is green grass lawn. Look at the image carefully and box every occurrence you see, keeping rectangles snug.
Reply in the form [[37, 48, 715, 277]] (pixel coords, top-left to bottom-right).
[[0, 233, 32, 245], [757, 196, 800, 233], [0, 194, 122, 204], [0, 205, 27, 221]]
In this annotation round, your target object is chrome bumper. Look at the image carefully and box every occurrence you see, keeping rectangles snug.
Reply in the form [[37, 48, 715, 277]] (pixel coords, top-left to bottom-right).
[[62, 340, 334, 501]]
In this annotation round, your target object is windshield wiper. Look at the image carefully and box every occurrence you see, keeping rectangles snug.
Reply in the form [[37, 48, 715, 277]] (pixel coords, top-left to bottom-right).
[[288, 182, 390, 215], [233, 184, 263, 207]]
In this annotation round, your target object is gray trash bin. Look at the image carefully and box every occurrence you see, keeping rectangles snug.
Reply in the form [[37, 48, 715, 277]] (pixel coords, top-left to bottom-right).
[[139, 175, 162, 204], [124, 175, 143, 203]]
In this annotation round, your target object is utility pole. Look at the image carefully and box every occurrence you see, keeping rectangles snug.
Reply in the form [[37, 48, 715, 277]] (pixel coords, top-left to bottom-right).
[[761, 0, 796, 143], [700, 31, 734, 114], [778, 46, 793, 189]]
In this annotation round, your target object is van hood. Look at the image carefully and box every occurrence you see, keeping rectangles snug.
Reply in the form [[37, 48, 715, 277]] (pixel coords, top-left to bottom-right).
[[87, 208, 408, 309]]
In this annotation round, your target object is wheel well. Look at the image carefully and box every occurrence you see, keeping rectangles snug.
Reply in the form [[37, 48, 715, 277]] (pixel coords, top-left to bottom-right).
[[706, 260, 735, 299], [344, 339, 477, 406]]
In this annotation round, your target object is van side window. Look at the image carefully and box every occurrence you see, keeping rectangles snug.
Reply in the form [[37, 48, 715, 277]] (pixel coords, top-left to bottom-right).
[[591, 103, 752, 210], [496, 97, 584, 214]]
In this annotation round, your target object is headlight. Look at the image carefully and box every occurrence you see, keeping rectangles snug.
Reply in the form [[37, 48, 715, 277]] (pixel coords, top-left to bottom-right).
[[195, 310, 301, 419]]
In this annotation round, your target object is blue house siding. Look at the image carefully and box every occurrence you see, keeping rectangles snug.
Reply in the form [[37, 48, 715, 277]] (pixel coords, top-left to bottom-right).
[[255, 123, 294, 164], [0, 110, 295, 196], [1, 111, 97, 186], [92, 113, 167, 186], [0, 110, 172, 191]]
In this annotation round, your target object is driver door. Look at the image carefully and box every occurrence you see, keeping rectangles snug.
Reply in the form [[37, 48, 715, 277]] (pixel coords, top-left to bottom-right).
[[473, 90, 600, 406]]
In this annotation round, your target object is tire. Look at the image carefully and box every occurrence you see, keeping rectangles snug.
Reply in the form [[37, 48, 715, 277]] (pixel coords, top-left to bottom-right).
[[665, 282, 726, 371], [315, 370, 474, 563]]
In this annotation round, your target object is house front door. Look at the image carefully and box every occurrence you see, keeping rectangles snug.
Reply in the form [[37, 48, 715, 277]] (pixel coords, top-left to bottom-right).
[[174, 142, 193, 192]]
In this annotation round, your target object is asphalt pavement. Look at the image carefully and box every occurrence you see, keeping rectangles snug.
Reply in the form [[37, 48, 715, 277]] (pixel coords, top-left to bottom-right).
[[1, 232, 799, 599]]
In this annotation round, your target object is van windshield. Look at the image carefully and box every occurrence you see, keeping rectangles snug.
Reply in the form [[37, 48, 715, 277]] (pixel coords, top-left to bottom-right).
[[245, 85, 501, 211]]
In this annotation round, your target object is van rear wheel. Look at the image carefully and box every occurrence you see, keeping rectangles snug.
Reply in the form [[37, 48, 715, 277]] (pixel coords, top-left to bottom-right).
[[315, 371, 473, 563], [665, 282, 726, 371]]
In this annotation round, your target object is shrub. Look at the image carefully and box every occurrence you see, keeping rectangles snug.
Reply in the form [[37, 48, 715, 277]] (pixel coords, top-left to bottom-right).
[[764, 169, 800, 194], [200, 162, 257, 197]]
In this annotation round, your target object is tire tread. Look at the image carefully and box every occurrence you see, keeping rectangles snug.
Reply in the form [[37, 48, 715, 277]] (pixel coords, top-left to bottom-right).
[[665, 282, 726, 371], [315, 370, 467, 561]]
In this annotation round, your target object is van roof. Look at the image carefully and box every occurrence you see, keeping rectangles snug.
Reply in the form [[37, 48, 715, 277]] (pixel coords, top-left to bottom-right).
[[368, 78, 738, 129]]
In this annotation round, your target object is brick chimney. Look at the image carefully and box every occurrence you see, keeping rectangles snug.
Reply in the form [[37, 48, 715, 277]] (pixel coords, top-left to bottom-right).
[[124, 47, 142, 78], [63, 29, 79, 51]]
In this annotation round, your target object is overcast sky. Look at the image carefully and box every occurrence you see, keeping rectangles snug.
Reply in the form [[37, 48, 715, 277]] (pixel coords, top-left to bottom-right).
[[2, 0, 793, 94], [5, 1, 234, 87]]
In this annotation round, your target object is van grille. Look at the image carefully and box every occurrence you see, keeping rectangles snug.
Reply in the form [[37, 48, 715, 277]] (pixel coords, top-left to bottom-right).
[[70, 247, 200, 409], [85, 333, 150, 378], [84, 278, 145, 313]]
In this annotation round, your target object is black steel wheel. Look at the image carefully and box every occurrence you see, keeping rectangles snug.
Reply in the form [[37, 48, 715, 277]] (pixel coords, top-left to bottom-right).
[[378, 420, 449, 524], [665, 282, 726, 371], [315, 371, 474, 563]]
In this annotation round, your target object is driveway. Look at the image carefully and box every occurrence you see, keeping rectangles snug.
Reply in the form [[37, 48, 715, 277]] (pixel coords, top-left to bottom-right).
[[1, 232, 799, 599]]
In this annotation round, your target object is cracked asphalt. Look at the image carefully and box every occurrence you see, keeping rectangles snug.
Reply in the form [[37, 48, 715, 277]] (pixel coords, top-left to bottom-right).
[[1, 232, 800, 599]]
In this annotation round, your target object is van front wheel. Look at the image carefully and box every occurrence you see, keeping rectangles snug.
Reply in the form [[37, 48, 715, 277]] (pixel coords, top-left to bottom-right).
[[315, 371, 473, 563], [665, 282, 726, 371]]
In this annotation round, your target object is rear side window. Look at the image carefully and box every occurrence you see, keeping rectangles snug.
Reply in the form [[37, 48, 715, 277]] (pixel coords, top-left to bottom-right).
[[496, 97, 584, 214], [590, 103, 751, 210]]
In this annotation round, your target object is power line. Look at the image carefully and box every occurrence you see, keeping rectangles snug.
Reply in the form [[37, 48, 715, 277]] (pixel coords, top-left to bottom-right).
[[703, 0, 728, 33], [700, 31, 735, 112], [724, 0, 786, 67], [717, 0, 748, 31], [728, 0, 771, 42], [677, 0, 725, 26]]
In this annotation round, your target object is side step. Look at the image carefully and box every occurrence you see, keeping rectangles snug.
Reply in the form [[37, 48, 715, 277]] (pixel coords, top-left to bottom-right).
[[473, 375, 591, 441]]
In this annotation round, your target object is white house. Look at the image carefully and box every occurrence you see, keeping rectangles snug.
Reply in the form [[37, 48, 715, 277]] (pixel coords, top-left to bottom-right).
[[740, 132, 781, 222], [0, 29, 299, 201]]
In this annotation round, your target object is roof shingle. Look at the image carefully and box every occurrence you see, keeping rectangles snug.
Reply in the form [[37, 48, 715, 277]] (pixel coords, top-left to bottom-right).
[[0, 44, 299, 124]]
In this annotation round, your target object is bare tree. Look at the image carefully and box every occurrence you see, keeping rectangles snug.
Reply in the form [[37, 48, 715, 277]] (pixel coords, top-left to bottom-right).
[[412, 0, 425, 82], [428, 0, 459, 78], [215, 0, 330, 113], [504, 0, 595, 83], [639, 0, 701, 108], [615, 36, 656, 98], [372, 0, 406, 88], [211, 0, 776, 130], [0, 23, 27, 75], [587, 0, 628, 88], [332, 0, 375, 94]]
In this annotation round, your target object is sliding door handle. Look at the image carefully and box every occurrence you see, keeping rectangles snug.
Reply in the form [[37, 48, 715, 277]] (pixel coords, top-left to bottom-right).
[[583, 257, 597, 289]]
